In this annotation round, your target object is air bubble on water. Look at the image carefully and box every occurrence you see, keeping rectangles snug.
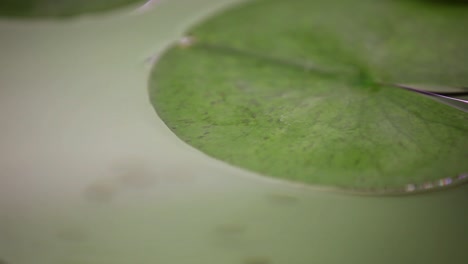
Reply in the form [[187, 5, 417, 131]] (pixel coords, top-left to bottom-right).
[[422, 182, 434, 190], [457, 173, 468, 180], [401, 173, 467, 194], [405, 184, 416, 192], [438, 178, 452, 187]]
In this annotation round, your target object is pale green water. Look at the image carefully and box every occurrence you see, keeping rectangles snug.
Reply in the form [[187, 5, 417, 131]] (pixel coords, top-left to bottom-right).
[[0, 1, 466, 263]]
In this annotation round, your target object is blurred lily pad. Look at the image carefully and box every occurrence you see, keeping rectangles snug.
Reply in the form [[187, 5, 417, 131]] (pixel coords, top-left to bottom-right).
[[0, 0, 144, 17], [150, 0, 468, 193]]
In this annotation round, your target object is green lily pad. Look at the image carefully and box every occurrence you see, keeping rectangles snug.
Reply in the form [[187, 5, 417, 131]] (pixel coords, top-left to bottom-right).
[[149, 0, 468, 193], [0, 0, 144, 17]]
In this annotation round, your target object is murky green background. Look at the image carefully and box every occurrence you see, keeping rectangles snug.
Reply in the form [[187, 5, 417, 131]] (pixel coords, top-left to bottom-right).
[[0, 0, 466, 263]]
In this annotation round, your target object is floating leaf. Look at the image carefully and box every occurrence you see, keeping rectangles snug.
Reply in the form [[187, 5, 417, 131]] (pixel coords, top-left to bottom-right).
[[149, 0, 468, 193], [0, 0, 144, 17]]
